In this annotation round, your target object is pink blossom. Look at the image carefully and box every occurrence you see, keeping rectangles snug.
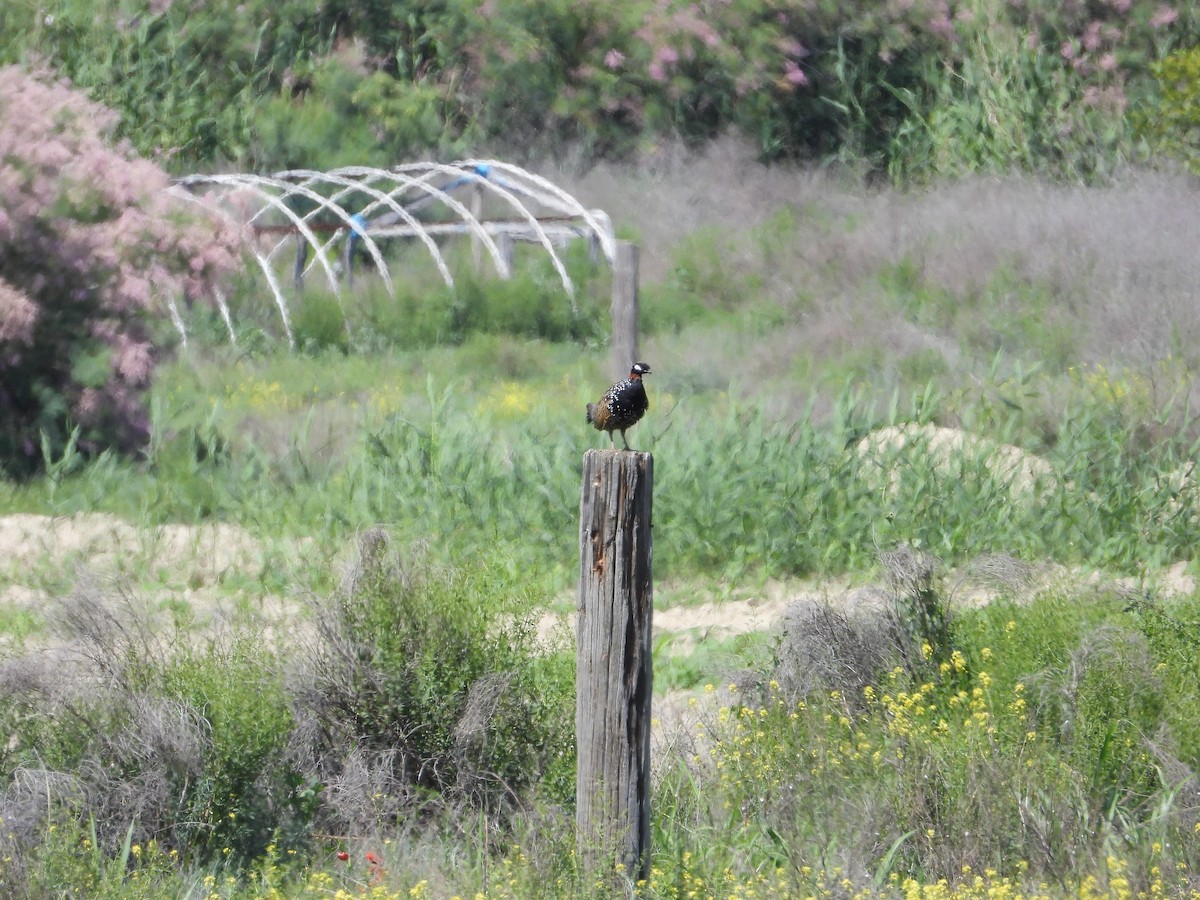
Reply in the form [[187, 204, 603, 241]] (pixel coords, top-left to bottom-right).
[[1082, 21, 1102, 51], [119, 274, 153, 309], [928, 14, 956, 40], [656, 46, 679, 66], [114, 339, 154, 385], [671, 6, 721, 48], [1150, 5, 1178, 27], [648, 61, 667, 82], [75, 387, 103, 420], [1060, 41, 1076, 60], [1099, 53, 1117, 71], [783, 60, 809, 87], [0, 279, 38, 343], [777, 37, 809, 59], [604, 48, 625, 69]]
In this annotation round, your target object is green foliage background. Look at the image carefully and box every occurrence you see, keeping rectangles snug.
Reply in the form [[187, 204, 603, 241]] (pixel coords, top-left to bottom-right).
[[3, 0, 1200, 177]]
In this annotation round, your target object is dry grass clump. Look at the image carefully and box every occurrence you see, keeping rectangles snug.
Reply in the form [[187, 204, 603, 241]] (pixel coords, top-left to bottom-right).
[[0, 577, 205, 886], [771, 548, 1025, 712], [773, 600, 895, 708], [949, 553, 1039, 606]]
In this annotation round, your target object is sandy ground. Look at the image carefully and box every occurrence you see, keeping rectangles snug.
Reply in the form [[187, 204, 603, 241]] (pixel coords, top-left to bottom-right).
[[1, 510, 1195, 621], [0, 511, 264, 580], [1, 510, 1195, 657], [0, 511, 837, 651], [0, 512, 306, 641]]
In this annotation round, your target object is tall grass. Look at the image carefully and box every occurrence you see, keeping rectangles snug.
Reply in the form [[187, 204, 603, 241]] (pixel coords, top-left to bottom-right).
[[4, 349, 1197, 603]]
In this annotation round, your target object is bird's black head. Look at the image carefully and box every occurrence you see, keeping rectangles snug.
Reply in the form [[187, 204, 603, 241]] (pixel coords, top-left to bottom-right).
[[630, 362, 651, 378]]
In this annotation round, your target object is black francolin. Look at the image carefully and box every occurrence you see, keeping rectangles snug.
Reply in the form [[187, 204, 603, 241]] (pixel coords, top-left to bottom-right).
[[586, 362, 651, 449]]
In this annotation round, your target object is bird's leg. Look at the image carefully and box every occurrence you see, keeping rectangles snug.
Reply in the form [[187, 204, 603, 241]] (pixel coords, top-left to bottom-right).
[[620, 429, 630, 450]]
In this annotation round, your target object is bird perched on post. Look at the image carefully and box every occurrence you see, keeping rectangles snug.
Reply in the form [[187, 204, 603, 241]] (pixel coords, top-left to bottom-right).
[[587, 362, 651, 449]]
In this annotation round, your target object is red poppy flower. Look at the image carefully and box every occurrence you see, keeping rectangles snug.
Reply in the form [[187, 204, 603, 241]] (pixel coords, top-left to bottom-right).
[[336, 851, 349, 862]]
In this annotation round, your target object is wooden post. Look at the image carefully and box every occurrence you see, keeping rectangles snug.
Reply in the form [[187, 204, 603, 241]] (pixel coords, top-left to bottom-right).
[[293, 233, 308, 290], [611, 240, 640, 380], [577, 449, 653, 882], [496, 232, 516, 278], [342, 229, 355, 289], [470, 182, 485, 274]]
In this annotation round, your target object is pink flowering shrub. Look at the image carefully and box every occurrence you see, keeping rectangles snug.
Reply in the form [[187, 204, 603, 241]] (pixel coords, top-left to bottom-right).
[[448, 0, 1191, 173], [0, 66, 238, 475]]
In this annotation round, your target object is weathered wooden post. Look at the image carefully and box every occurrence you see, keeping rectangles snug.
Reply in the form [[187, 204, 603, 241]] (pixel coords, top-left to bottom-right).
[[342, 230, 355, 289], [293, 233, 308, 290], [577, 449, 653, 881], [611, 241, 640, 379], [470, 182, 486, 274], [496, 232, 516, 277]]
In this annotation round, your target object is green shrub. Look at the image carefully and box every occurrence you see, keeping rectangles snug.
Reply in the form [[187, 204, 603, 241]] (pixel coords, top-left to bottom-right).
[[151, 634, 298, 864], [1129, 597, 1200, 767], [249, 48, 463, 171], [292, 292, 351, 354], [1068, 630, 1164, 808], [10, 0, 1192, 176], [1145, 46, 1200, 173], [297, 530, 575, 830]]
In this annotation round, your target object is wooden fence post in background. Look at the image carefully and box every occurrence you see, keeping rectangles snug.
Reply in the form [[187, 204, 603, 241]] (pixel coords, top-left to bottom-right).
[[470, 182, 485, 274], [577, 449, 653, 881], [611, 241, 640, 379], [496, 232, 516, 278], [293, 233, 307, 290], [341, 228, 356, 289]]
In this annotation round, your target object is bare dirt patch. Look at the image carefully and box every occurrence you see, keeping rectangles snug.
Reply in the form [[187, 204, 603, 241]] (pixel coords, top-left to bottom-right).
[[0, 512, 264, 577], [5, 512, 1194, 663], [0, 513, 302, 636]]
